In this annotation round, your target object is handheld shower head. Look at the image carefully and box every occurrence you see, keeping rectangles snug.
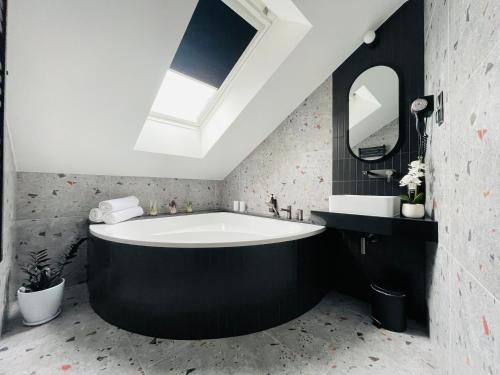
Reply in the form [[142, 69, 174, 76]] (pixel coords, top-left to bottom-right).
[[411, 98, 429, 113], [410, 95, 434, 158]]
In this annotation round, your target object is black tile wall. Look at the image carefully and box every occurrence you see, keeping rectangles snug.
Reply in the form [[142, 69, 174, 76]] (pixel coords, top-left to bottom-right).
[[328, 0, 428, 324], [331, 0, 424, 197]]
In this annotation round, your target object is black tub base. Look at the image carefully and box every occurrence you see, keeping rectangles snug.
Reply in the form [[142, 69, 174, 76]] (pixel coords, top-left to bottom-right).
[[87, 232, 331, 339]]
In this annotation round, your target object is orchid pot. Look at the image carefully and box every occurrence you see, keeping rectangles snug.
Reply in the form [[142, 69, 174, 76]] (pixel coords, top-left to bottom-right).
[[401, 203, 425, 219], [399, 158, 426, 219]]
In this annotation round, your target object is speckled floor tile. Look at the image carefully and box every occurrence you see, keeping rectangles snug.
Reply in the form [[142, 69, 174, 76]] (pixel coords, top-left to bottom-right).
[[0, 285, 436, 375], [321, 320, 436, 374]]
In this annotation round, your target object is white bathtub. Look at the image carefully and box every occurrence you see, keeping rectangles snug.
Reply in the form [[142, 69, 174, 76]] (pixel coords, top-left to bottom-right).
[[89, 212, 325, 248], [88, 212, 330, 338]]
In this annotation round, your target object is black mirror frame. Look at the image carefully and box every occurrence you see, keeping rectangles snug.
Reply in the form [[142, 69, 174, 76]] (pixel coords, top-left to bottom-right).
[[346, 64, 404, 163]]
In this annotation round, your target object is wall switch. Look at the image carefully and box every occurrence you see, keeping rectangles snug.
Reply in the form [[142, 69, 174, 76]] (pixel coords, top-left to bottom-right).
[[436, 91, 444, 126]]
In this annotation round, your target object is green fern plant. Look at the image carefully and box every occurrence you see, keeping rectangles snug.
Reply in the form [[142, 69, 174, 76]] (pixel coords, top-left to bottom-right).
[[21, 238, 87, 292], [21, 249, 52, 292]]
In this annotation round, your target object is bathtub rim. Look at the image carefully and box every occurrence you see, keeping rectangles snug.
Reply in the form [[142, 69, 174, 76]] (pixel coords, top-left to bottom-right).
[[89, 211, 326, 248]]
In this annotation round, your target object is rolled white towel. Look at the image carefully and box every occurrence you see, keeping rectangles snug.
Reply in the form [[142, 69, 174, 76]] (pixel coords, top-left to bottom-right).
[[102, 206, 144, 225], [99, 196, 140, 213], [89, 208, 104, 223]]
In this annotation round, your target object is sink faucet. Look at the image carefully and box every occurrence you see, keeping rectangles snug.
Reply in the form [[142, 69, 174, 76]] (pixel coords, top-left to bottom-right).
[[281, 205, 292, 220], [266, 194, 279, 217], [362, 169, 398, 183]]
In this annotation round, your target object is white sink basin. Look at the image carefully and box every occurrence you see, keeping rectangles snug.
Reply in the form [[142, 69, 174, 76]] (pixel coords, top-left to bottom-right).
[[329, 195, 401, 217]]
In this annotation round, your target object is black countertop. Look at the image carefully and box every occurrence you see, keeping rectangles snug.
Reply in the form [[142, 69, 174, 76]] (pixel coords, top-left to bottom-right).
[[310, 210, 438, 242]]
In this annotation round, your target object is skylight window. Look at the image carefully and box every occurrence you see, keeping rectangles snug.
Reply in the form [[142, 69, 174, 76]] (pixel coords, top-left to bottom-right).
[[148, 0, 258, 127], [150, 70, 217, 123]]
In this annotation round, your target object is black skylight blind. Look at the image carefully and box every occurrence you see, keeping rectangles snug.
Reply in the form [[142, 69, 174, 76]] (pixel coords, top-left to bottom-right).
[[171, 0, 257, 88]]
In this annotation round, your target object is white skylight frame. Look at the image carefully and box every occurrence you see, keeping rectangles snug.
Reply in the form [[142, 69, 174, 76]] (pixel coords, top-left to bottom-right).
[[135, 0, 312, 159], [147, 0, 274, 129]]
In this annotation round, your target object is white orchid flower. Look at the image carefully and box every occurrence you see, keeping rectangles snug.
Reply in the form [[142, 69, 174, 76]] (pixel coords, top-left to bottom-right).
[[400, 159, 426, 187], [409, 159, 426, 171]]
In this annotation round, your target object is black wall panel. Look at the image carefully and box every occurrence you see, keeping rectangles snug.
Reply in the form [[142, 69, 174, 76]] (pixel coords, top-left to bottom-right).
[[331, 0, 424, 196], [329, 0, 427, 323]]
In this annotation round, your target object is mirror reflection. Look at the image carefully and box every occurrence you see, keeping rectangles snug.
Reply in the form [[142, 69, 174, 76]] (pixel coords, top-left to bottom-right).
[[348, 65, 399, 161]]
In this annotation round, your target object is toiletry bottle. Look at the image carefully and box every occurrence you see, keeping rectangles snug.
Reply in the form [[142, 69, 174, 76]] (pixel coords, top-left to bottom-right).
[[149, 200, 158, 216], [168, 200, 177, 214], [239, 201, 246, 213]]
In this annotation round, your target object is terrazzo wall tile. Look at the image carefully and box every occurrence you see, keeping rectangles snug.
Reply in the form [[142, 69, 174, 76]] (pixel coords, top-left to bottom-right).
[[449, 49, 500, 298], [425, 245, 451, 374], [0, 125, 17, 335], [221, 77, 332, 219], [14, 217, 89, 290], [16, 173, 105, 220], [16, 173, 221, 220], [425, 0, 500, 373], [424, 1, 453, 369], [424, 0, 438, 22], [450, 260, 500, 375], [449, 0, 500, 94], [14, 172, 222, 297]]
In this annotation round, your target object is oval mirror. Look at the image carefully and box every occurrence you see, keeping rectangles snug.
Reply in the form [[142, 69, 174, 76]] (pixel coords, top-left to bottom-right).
[[348, 65, 399, 161]]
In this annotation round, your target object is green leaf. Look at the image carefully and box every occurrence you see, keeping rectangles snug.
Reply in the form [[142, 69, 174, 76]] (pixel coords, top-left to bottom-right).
[[52, 238, 88, 279], [412, 192, 425, 204], [399, 195, 410, 202]]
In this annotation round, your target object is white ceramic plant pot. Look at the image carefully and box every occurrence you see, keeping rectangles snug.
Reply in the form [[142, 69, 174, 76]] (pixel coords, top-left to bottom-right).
[[401, 203, 425, 219], [17, 278, 65, 326]]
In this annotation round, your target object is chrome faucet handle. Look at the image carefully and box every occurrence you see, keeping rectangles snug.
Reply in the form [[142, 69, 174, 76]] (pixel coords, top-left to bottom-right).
[[362, 169, 398, 183], [280, 205, 292, 219], [266, 194, 279, 217], [296, 209, 303, 221], [384, 170, 394, 183]]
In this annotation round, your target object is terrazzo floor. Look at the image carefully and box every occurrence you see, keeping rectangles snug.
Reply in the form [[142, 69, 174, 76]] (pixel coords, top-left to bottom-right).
[[0, 285, 436, 374]]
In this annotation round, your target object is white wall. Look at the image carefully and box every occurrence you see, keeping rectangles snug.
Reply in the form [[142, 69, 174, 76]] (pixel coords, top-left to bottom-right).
[[6, 0, 404, 180]]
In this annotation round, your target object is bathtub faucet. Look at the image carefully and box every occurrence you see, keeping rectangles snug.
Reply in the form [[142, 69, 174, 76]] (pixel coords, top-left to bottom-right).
[[280, 205, 292, 220], [266, 194, 279, 217]]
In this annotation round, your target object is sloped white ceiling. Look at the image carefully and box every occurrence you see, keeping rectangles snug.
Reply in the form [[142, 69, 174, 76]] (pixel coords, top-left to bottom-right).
[[7, 0, 405, 180]]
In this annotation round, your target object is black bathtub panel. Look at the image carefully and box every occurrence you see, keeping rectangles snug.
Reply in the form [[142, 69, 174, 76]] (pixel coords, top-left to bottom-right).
[[87, 231, 331, 339]]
